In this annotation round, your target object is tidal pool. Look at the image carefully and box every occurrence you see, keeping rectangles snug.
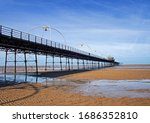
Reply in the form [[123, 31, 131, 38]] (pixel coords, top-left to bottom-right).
[[0, 73, 150, 98], [72, 79, 150, 98]]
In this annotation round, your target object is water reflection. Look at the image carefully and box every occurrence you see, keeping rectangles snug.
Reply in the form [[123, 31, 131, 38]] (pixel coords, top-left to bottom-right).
[[0, 73, 54, 86], [73, 80, 150, 98], [0, 73, 150, 98], [0, 73, 72, 87]]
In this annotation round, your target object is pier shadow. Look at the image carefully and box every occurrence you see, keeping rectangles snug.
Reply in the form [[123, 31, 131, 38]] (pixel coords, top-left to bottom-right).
[[0, 69, 91, 88], [31, 69, 91, 78], [0, 74, 29, 88], [0, 80, 23, 88], [0, 82, 41, 105]]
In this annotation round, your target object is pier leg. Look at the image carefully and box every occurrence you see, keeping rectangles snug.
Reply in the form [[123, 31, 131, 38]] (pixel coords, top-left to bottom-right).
[[35, 52, 38, 75], [14, 49, 17, 74], [68, 58, 70, 71], [53, 55, 55, 71], [101, 62, 103, 68], [14, 74, 16, 82], [86, 60, 88, 70], [66, 57, 68, 70], [25, 74, 27, 82], [92, 61, 93, 69], [45, 53, 48, 71], [4, 49, 8, 74], [77, 59, 79, 70], [71, 58, 73, 70], [24, 51, 27, 74], [60, 55, 62, 71], [83, 60, 85, 70]]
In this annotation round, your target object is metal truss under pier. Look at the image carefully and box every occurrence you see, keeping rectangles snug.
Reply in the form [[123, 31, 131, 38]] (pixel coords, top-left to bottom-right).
[[0, 25, 119, 74]]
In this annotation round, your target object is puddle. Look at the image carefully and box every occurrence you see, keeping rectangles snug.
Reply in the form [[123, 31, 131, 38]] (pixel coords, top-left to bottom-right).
[[0, 73, 150, 98], [73, 80, 150, 98], [0, 73, 78, 86], [0, 73, 48, 83]]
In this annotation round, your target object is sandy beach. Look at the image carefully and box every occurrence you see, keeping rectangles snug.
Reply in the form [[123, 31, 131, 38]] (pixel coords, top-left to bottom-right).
[[0, 65, 150, 106], [60, 69, 150, 80]]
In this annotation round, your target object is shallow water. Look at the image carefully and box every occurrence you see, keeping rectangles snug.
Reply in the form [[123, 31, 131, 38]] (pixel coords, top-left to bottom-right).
[[0, 73, 150, 98], [73, 80, 150, 98], [0, 74, 49, 83]]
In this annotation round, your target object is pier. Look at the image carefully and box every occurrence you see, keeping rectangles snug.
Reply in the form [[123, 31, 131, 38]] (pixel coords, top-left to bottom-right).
[[0, 25, 119, 74]]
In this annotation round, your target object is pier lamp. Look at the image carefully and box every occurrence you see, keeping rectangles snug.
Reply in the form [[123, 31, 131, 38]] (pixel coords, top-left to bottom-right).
[[28, 25, 67, 45]]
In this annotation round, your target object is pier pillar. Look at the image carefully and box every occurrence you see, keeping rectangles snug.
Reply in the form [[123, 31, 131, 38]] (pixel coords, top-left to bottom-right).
[[45, 53, 48, 71], [77, 59, 79, 70], [98, 62, 100, 69], [24, 51, 27, 74], [66, 57, 68, 70], [86, 60, 89, 70], [104, 62, 106, 67], [71, 58, 73, 70], [92, 61, 94, 69], [101, 62, 103, 68], [83, 60, 85, 70], [60, 55, 62, 71], [35, 52, 38, 75], [4, 49, 8, 74], [68, 58, 70, 71], [52, 55, 55, 71], [14, 49, 17, 74]]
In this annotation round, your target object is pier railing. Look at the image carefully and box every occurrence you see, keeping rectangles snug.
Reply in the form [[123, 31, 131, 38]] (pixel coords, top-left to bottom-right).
[[0, 25, 104, 60]]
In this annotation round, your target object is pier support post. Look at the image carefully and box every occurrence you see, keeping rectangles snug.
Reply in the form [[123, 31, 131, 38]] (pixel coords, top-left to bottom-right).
[[71, 58, 73, 70], [98, 62, 100, 69], [53, 55, 55, 71], [86, 60, 88, 70], [77, 59, 79, 70], [14, 49, 17, 74], [45, 53, 48, 71], [83, 60, 85, 70], [24, 51, 27, 74], [66, 57, 68, 70], [60, 55, 62, 71], [35, 52, 38, 75], [89, 60, 91, 69], [101, 62, 103, 68], [92, 61, 93, 69], [104, 62, 106, 68], [4, 49, 8, 74], [68, 58, 70, 71]]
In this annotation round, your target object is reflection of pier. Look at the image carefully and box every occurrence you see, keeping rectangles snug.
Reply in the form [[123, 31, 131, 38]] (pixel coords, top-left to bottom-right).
[[0, 70, 91, 86], [0, 25, 119, 75]]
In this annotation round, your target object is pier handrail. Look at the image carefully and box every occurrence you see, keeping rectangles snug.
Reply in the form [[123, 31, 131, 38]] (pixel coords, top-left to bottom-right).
[[0, 25, 117, 63]]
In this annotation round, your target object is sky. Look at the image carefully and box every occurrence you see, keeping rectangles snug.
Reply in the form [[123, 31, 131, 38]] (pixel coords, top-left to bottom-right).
[[0, 0, 150, 64]]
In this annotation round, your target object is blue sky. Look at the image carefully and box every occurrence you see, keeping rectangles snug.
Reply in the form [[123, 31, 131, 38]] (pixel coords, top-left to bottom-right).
[[0, 0, 150, 64]]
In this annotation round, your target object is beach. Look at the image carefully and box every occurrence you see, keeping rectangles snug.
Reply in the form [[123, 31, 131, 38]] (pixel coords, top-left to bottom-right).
[[0, 65, 150, 106], [60, 69, 150, 80]]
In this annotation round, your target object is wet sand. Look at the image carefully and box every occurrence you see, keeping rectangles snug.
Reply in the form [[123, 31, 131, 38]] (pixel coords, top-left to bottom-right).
[[0, 66, 150, 106], [0, 83, 150, 106]]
